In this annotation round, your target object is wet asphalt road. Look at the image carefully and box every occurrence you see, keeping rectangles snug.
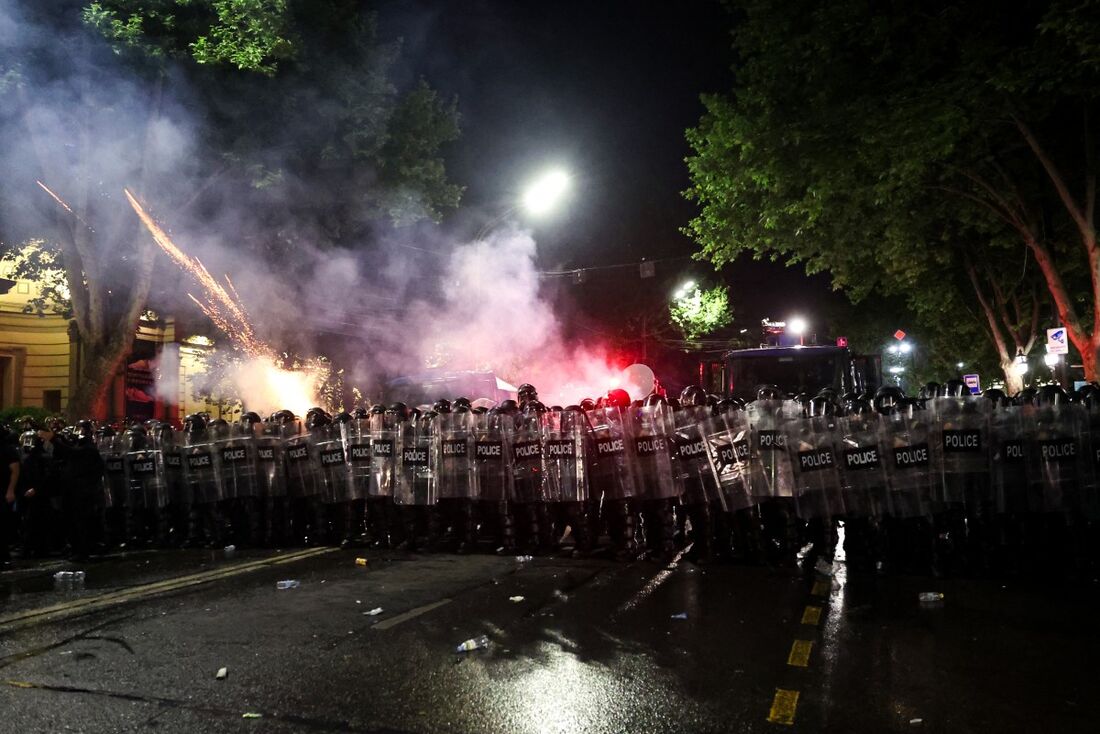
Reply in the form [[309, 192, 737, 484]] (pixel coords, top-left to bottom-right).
[[0, 543, 1097, 733]]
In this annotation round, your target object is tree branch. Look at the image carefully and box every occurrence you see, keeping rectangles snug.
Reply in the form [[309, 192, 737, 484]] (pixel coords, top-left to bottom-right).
[[966, 258, 1011, 361]]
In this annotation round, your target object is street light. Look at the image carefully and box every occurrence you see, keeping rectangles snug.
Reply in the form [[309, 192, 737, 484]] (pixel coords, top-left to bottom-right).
[[788, 316, 807, 346], [899, 341, 912, 354], [521, 169, 570, 215], [1044, 352, 1060, 367]]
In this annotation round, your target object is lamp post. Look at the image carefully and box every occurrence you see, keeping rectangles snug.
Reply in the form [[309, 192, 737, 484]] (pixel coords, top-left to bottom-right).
[[788, 316, 807, 346]]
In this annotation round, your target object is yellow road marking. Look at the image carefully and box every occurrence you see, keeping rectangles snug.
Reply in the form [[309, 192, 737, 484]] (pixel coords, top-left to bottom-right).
[[6, 680, 36, 689], [811, 580, 830, 597], [0, 547, 336, 632], [787, 639, 813, 667], [371, 599, 453, 630], [801, 605, 822, 626], [767, 688, 799, 725]]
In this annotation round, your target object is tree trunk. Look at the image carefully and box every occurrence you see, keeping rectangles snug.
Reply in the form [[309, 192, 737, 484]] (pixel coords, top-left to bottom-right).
[[1081, 338, 1099, 383], [67, 333, 137, 421], [1000, 359, 1024, 396]]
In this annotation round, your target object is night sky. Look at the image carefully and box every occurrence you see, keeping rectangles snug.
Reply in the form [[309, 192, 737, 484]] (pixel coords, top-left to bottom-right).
[[376, 0, 839, 340]]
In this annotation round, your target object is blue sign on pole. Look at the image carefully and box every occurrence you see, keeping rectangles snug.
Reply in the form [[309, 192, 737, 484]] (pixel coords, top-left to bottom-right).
[[963, 373, 981, 395]]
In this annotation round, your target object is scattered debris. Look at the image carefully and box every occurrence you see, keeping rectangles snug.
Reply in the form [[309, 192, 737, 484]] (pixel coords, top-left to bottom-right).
[[508, 596, 525, 603], [918, 592, 944, 605], [671, 612, 688, 620], [364, 607, 383, 616], [276, 580, 300, 590], [53, 571, 85, 581], [515, 556, 533, 563], [242, 713, 262, 719], [223, 545, 236, 558], [455, 635, 490, 653], [355, 558, 368, 567], [909, 718, 923, 725], [215, 667, 228, 680]]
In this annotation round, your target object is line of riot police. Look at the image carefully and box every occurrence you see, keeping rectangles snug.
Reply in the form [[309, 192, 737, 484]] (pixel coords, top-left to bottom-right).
[[10, 376, 1098, 576]]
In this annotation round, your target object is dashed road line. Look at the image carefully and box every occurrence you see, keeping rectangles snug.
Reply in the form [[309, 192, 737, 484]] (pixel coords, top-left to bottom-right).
[[371, 599, 452, 630], [811, 580, 830, 597], [767, 688, 800, 725], [787, 639, 814, 667], [801, 605, 822, 626]]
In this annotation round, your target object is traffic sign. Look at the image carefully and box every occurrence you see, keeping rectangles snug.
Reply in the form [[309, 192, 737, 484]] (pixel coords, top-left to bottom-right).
[[836, 336, 848, 347], [893, 329, 906, 341], [963, 373, 981, 395], [1046, 327, 1069, 355]]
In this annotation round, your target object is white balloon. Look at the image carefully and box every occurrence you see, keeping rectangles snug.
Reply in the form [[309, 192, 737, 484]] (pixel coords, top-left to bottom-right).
[[621, 363, 656, 397]]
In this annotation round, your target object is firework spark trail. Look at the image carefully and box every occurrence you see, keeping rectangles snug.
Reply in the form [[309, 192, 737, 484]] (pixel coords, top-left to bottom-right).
[[35, 180, 94, 231], [123, 188, 273, 359]]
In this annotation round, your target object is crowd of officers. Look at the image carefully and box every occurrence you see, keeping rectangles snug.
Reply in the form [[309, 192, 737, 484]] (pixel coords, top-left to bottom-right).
[[2, 379, 1099, 576]]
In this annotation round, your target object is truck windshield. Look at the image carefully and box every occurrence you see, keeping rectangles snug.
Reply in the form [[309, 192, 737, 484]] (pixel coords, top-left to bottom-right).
[[729, 353, 842, 398]]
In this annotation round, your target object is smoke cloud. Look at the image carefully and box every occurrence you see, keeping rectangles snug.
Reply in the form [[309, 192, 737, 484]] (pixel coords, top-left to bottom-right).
[[0, 1, 635, 418]]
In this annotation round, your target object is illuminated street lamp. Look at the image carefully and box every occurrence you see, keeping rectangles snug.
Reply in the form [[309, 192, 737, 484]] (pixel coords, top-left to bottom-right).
[[1044, 352, 1060, 368], [521, 169, 571, 215], [899, 341, 912, 354], [788, 316, 807, 346]]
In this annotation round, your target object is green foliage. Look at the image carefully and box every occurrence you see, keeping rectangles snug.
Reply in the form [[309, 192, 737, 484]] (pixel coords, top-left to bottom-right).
[[81, 1, 462, 233], [669, 284, 733, 341], [1, 240, 73, 318], [684, 0, 1095, 377]]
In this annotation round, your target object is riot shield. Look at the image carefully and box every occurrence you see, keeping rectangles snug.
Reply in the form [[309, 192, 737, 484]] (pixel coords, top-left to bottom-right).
[[837, 412, 889, 519], [699, 407, 754, 512], [746, 398, 795, 500], [471, 409, 514, 502], [931, 396, 992, 509], [155, 425, 186, 508], [255, 423, 286, 498], [785, 414, 844, 520], [182, 425, 220, 505], [395, 412, 436, 505], [990, 405, 1030, 515], [281, 420, 321, 499], [343, 414, 373, 500], [882, 404, 934, 518], [123, 429, 169, 509], [98, 430, 126, 509], [212, 424, 261, 501], [633, 401, 681, 501], [1028, 402, 1087, 514], [368, 410, 402, 499], [437, 410, 475, 500], [507, 407, 546, 504], [585, 405, 638, 500], [542, 406, 590, 503], [313, 421, 352, 504], [673, 405, 720, 505]]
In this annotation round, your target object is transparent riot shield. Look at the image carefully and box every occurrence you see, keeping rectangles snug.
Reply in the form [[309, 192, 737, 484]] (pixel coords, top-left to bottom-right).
[[991, 405, 1030, 515], [542, 407, 590, 503], [508, 408, 546, 504], [156, 426, 185, 508], [633, 401, 681, 501], [785, 414, 844, 520], [343, 415, 372, 500], [313, 421, 351, 504], [931, 397, 992, 509], [699, 407, 753, 512], [256, 423, 286, 499], [1081, 402, 1100, 521], [585, 405, 638, 500], [437, 410, 474, 500], [212, 424, 261, 501], [746, 398, 795, 500], [673, 405, 720, 506], [471, 409, 513, 502], [837, 412, 889, 519], [396, 412, 436, 506], [882, 405, 934, 518], [182, 426, 220, 505], [123, 430, 169, 509], [282, 420, 321, 499], [1028, 402, 1088, 514], [368, 410, 402, 499], [98, 431, 126, 510]]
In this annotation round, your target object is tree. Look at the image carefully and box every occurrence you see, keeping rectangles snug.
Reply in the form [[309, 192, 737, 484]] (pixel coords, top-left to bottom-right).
[[669, 284, 733, 341], [0, 0, 461, 417], [684, 0, 1097, 392]]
